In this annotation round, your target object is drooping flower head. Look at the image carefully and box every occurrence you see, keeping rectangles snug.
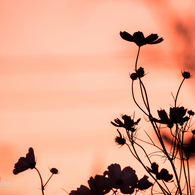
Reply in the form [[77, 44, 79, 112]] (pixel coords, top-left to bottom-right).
[[115, 129, 126, 146], [120, 31, 163, 47], [13, 147, 36, 175]]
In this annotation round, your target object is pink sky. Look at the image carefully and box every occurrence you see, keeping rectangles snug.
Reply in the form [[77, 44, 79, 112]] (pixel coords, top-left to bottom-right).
[[0, 0, 195, 194]]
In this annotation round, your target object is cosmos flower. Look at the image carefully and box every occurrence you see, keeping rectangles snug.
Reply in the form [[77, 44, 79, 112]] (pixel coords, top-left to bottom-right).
[[115, 129, 126, 146], [152, 107, 189, 128], [69, 185, 91, 195], [148, 162, 173, 182], [120, 31, 163, 47], [111, 114, 141, 132], [135, 175, 153, 190], [88, 175, 111, 195], [104, 164, 138, 194], [130, 67, 145, 80], [70, 175, 110, 195], [182, 71, 192, 79], [50, 168, 59, 174], [13, 147, 36, 175]]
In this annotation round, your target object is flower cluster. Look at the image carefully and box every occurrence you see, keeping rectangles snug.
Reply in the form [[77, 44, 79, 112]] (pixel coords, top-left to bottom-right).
[[110, 30, 195, 195], [70, 164, 153, 195], [12, 30, 195, 195]]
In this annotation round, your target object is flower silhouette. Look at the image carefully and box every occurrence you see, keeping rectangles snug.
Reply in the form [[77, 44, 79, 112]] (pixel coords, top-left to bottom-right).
[[70, 175, 110, 195], [111, 114, 140, 132], [130, 67, 145, 80], [104, 164, 138, 194], [135, 175, 153, 190], [152, 107, 189, 128], [120, 31, 163, 47], [88, 175, 111, 195], [148, 162, 173, 182], [115, 129, 126, 146], [50, 168, 58, 174], [182, 71, 192, 79], [13, 147, 36, 175], [69, 185, 91, 195]]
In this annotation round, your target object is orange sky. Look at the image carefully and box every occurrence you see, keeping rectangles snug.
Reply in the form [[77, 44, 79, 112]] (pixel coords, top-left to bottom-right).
[[0, 0, 195, 194]]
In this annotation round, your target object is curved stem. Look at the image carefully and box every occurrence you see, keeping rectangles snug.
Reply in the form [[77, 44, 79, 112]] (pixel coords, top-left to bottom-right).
[[175, 78, 185, 107], [35, 167, 44, 195]]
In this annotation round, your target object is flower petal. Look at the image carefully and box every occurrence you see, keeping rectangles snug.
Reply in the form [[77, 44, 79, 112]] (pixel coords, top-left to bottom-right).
[[120, 31, 134, 42]]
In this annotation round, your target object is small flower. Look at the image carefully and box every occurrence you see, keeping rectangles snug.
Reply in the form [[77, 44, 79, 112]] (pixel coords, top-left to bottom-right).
[[182, 71, 192, 79], [111, 114, 141, 132], [157, 169, 173, 182], [130, 73, 138, 80], [148, 162, 173, 182], [104, 164, 138, 194], [130, 67, 145, 81], [136, 67, 145, 78], [115, 129, 126, 146], [50, 168, 59, 174], [120, 31, 163, 47], [13, 147, 36, 175]]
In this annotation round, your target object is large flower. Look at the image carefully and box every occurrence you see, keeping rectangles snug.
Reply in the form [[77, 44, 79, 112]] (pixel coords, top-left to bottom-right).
[[152, 107, 189, 128], [70, 175, 110, 195], [111, 114, 140, 132], [104, 164, 138, 194], [88, 175, 110, 195], [13, 147, 36, 175], [120, 31, 163, 47], [69, 185, 91, 195]]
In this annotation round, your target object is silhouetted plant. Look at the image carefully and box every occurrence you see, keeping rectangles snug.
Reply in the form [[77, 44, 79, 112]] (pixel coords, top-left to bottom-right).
[[13, 31, 195, 195], [70, 31, 195, 195], [13, 147, 58, 195]]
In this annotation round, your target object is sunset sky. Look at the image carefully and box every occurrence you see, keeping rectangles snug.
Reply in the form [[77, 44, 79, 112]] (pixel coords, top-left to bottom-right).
[[0, 0, 195, 194]]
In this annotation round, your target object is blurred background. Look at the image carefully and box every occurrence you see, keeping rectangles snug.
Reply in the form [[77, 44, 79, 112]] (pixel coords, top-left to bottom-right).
[[0, 0, 195, 194]]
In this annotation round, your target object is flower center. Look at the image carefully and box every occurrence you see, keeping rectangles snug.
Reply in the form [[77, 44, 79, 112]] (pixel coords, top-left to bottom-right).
[[116, 178, 124, 186]]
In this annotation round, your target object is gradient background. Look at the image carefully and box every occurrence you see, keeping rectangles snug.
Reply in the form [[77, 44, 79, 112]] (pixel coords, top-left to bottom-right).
[[1, 0, 195, 194]]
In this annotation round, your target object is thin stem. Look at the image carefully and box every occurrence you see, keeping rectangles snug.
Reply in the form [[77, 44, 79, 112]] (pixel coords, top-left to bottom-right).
[[44, 173, 54, 188], [187, 159, 192, 195], [131, 80, 149, 116], [35, 167, 44, 195], [135, 47, 140, 71], [174, 78, 185, 107]]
